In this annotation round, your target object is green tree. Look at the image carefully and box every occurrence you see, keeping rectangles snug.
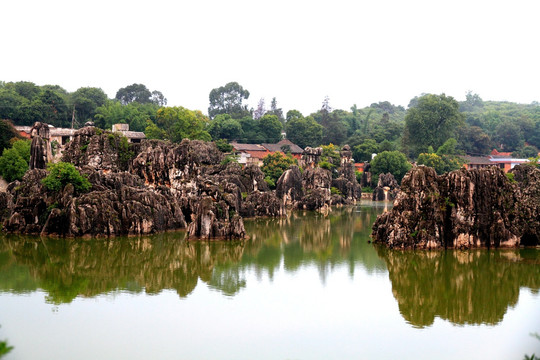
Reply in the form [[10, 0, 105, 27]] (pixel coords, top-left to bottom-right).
[[268, 97, 284, 124], [353, 139, 379, 162], [259, 114, 283, 143], [417, 153, 462, 175], [494, 120, 523, 151], [7, 81, 40, 100], [0, 88, 26, 122], [71, 87, 108, 123], [208, 114, 244, 141], [11, 139, 31, 162], [0, 120, 22, 153], [115, 83, 152, 105], [323, 112, 348, 145], [238, 116, 265, 143], [150, 90, 167, 106], [208, 82, 250, 119], [370, 151, 412, 183], [404, 93, 464, 157], [156, 107, 211, 142], [0, 339, 13, 358], [513, 145, 539, 158], [214, 139, 233, 152], [35, 89, 70, 127], [94, 101, 156, 132], [144, 120, 167, 140], [457, 125, 492, 155], [261, 152, 296, 189], [286, 115, 323, 148], [0, 147, 28, 182], [42, 162, 91, 193], [459, 91, 484, 112]]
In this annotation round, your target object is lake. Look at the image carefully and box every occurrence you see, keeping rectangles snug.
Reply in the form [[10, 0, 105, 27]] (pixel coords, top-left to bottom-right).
[[0, 201, 539, 359]]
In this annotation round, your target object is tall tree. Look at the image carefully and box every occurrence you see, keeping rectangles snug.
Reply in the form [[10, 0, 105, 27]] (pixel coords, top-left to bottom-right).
[[259, 114, 283, 143], [156, 106, 211, 142], [253, 98, 266, 120], [370, 151, 412, 183], [71, 87, 108, 123], [404, 93, 464, 157], [286, 114, 323, 148], [115, 83, 152, 105], [208, 114, 243, 141], [268, 97, 284, 124], [150, 90, 167, 106], [208, 82, 250, 119], [35, 89, 70, 127]]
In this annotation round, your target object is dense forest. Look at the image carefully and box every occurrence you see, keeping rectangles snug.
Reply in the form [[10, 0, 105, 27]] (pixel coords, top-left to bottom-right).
[[1, 80, 539, 184]]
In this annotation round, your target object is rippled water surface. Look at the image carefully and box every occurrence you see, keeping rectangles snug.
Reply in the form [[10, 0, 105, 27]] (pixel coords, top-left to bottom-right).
[[0, 201, 539, 359]]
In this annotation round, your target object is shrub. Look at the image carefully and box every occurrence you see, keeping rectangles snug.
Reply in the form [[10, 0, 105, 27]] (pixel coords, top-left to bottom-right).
[[42, 162, 91, 193], [261, 152, 296, 189], [0, 147, 28, 182]]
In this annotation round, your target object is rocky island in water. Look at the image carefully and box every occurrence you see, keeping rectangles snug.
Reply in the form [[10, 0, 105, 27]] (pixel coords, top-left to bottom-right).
[[372, 164, 540, 249], [0, 122, 361, 239]]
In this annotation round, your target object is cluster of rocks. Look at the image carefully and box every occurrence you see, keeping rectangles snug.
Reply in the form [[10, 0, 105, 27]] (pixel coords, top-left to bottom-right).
[[276, 145, 361, 211], [372, 165, 540, 249], [1, 122, 363, 239]]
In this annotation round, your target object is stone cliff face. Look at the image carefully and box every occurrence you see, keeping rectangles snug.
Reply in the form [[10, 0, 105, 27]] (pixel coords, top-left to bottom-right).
[[372, 165, 540, 249]]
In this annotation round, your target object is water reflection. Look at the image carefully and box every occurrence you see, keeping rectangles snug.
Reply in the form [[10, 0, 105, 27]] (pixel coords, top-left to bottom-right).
[[375, 246, 540, 327], [0, 205, 384, 302], [1, 203, 538, 329], [0, 234, 245, 302]]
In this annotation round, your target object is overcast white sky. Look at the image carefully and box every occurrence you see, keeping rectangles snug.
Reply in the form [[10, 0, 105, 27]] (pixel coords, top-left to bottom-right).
[[1, 0, 539, 115]]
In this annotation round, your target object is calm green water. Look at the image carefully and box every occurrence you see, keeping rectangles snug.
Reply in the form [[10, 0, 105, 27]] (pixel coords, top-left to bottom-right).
[[0, 201, 539, 359]]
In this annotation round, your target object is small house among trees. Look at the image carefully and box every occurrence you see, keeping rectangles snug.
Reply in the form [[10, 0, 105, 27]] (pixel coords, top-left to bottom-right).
[[231, 139, 303, 166]]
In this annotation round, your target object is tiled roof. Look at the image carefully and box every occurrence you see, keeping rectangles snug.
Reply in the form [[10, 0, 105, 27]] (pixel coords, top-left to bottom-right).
[[231, 142, 267, 151], [276, 139, 304, 153], [119, 130, 146, 139], [50, 128, 76, 136], [461, 155, 492, 165]]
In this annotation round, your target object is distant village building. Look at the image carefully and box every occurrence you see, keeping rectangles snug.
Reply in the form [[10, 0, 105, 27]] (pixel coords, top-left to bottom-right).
[[16, 125, 76, 146], [111, 123, 145, 143], [230, 139, 303, 166], [16, 123, 146, 145], [462, 149, 536, 173]]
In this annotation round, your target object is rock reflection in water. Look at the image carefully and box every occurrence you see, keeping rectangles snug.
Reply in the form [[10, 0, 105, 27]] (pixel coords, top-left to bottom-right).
[[0, 205, 386, 303], [375, 246, 540, 327], [0, 233, 246, 303], [242, 206, 386, 283]]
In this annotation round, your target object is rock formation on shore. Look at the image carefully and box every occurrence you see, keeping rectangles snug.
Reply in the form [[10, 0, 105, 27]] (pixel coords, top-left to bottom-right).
[[372, 165, 540, 249], [1, 124, 362, 238]]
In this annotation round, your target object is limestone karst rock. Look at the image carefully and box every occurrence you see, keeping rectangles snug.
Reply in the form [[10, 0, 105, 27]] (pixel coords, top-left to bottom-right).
[[29, 122, 53, 169], [331, 145, 361, 202], [372, 165, 540, 249], [3, 124, 253, 238], [372, 173, 399, 201]]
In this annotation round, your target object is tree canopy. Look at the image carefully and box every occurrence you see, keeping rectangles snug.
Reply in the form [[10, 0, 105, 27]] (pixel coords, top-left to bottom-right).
[[115, 83, 166, 106], [370, 151, 412, 183], [404, 93, 464, 158], [208, 82, 250, 119]]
